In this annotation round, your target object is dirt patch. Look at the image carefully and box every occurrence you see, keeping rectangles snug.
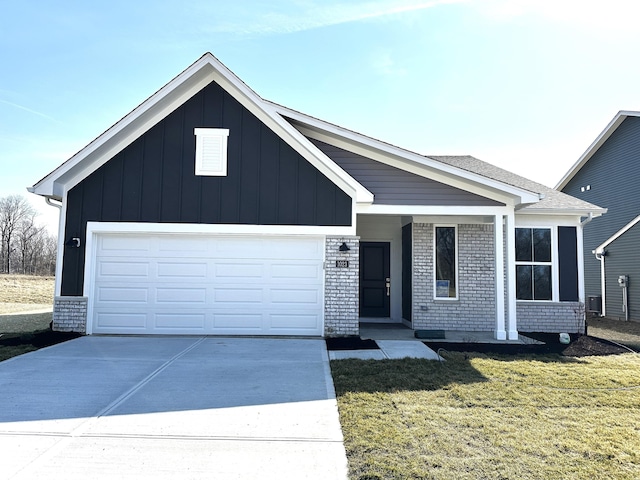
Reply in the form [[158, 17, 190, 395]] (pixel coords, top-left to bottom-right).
[[0, 275, 54, 305], [326, 336, 379, 350], [426, 333, 632, 357]]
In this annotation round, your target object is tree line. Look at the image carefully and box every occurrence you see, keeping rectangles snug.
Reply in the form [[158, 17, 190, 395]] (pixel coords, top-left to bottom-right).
[[0, 195, 57, 276]]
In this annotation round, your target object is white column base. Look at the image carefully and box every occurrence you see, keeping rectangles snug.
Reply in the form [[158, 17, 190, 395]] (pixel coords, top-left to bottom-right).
[[507, 330, 519, 341], [495, 330, 507, 341]]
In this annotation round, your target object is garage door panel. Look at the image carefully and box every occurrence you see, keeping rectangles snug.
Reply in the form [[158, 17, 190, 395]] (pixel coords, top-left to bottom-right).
[[214, 263, 264, 278], [97, 287, 149, 303], [158, 237, 208, 253], [156, 287, 207, 304], [154, 313, 205, 329], [270, 288, 320, 305], [95, 312, 147, 329], [157, 262, 208, 278], [99, 262, 149, 277], [271, 263, 322, 281], [100, 235, 151, 253], [91, 233, 324, 335], [213, 287, 264, 303], [270, 314, 319, 330], [213, 314, 263, 329]]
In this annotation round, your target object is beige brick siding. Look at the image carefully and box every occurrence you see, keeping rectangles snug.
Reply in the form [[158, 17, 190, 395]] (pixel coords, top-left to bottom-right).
[[53, 297, 87, 333], [412, 223, 496, 332], [324, 236, 360, 336], [517, 302, 584, 333]]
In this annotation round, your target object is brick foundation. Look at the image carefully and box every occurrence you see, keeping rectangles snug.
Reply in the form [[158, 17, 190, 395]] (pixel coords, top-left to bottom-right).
[[52, 296, 88, 333]]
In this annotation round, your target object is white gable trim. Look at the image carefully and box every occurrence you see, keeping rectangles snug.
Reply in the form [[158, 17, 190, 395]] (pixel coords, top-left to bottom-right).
[[272, 102, 541, 206], [555, 110, 640, 190], [29, 53, 371, 204], [594, 214, 640, 254]]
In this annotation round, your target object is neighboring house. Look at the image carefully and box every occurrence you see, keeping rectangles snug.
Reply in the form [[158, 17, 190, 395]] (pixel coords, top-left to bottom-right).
[[29, 53, 604, 339], [557, 111, 640, 321]]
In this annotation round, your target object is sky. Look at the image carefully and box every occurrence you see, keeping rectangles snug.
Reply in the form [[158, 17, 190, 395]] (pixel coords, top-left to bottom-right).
[[2, 0, 640, 234]]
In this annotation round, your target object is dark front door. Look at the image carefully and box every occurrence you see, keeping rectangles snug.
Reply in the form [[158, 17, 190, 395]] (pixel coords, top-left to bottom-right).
[[359, 242, 391, 317]]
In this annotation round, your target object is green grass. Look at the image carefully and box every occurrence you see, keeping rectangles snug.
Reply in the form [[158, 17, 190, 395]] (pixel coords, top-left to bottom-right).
[[332, 353, 640, 480]]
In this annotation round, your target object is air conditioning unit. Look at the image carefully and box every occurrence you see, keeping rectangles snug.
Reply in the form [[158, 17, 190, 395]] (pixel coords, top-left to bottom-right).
[[587, 295, 602, 314]]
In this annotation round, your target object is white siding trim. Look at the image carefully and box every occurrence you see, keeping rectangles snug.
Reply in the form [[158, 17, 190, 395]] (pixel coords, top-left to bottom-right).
[[84, 221, 355, 236], [495, 214, 506, 340]]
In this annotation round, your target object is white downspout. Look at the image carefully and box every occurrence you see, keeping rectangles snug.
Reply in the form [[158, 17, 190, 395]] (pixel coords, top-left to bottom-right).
[[594, 249, 606, 317], [43, 196, 64, 297]]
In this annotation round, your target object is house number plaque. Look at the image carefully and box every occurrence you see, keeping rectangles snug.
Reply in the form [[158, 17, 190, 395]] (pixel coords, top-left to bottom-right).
[[335, 260, 349, 268]]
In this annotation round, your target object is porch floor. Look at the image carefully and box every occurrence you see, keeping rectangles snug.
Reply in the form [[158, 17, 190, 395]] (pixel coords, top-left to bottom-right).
[[359, 322, 538, 345]]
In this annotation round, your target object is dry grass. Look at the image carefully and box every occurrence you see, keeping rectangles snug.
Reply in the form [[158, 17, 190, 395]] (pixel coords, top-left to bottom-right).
[[0, 274, 54, 314], [332, 353, 640, 480]]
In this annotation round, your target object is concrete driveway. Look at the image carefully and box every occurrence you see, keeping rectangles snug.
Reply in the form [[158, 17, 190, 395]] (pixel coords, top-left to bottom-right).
[[0, 337, 347, 479]]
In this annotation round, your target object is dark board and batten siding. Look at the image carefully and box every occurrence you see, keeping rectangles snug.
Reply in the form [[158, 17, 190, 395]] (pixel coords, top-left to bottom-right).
[[562, 116, 640, 318], [311, 139, 504, 207], [61, 81, 352, 296]]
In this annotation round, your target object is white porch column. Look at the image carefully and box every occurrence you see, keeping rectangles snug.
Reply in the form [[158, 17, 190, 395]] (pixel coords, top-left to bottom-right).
[[505, 211, 518, 340], [494, 214, 506, 340]]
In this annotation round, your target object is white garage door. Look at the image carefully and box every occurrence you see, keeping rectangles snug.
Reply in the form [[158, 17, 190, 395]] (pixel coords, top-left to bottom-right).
[[90, 233, 325, 336]]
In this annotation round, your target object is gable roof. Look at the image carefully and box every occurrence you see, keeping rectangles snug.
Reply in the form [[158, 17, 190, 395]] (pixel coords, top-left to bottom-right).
[[555, 110, 640, 190], [28, 52, 603, 217], [29, 53, 373, 204]]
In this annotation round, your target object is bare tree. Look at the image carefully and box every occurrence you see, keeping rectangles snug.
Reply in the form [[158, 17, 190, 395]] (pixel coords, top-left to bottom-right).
[[0, 195, 46, 274]]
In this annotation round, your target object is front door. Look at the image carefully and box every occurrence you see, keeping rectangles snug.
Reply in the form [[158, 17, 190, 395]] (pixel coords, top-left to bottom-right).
[[359, 242, 391, 317]]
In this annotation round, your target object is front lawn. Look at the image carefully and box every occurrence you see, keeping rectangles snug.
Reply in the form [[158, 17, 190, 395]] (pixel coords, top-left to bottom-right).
[[332, 353, 640, 479]]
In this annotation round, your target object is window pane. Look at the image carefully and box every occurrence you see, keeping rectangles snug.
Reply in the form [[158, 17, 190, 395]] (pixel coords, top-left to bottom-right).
[[515, 228, 532, 262], [435, 227, 456, 298], [516, 265, 533, 300], [533, 229, 551, 262], [533, 265, 552, 300]]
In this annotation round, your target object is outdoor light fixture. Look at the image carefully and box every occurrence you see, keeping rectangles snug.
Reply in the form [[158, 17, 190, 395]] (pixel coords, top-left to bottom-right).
[[339, 242, 350, 252], [65, 237, 81, 248]]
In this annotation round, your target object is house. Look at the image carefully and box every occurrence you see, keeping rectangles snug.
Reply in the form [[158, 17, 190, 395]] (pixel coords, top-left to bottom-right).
[[29, 53, 605, 339], [557, 111, 640, 322]]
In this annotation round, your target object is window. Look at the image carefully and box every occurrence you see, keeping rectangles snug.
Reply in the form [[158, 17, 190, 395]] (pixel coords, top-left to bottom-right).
[[194, 128, 230, 176], [435, 226, 457, 299], [515, 228, 552, 300]]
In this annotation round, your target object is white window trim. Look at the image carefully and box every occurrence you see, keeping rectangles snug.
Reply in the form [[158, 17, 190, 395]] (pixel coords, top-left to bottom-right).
[[514, 226, 559, 302], [194, 128, 230, 176], [433, 224, 458, 301]]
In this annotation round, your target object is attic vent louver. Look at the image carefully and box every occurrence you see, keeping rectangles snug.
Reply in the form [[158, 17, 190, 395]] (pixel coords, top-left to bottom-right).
[[194, 128, 230, 176]]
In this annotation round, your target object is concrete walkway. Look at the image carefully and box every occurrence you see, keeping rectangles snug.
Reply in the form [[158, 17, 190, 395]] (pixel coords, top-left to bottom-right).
[[328, 339, 442, 360], [0, 337, 347, 479]]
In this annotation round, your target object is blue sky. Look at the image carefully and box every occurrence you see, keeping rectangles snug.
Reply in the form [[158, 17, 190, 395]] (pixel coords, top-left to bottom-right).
[[2, 0, 640, 232]]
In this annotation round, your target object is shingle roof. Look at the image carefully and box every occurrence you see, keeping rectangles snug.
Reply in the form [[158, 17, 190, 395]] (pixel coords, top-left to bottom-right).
[[429, 155, 605, 213]]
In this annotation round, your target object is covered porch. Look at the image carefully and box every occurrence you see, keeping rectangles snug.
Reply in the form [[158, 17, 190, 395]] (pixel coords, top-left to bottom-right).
[[355, 210, 518, 341]]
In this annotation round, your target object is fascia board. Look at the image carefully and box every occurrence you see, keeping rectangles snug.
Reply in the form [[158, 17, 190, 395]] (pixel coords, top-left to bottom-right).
[[516, 208, 607, 216], [594, 213, 640, 253], [555, 111, 640, 190], [275, 105, 540, 206], [357, 204, 512, 216]]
